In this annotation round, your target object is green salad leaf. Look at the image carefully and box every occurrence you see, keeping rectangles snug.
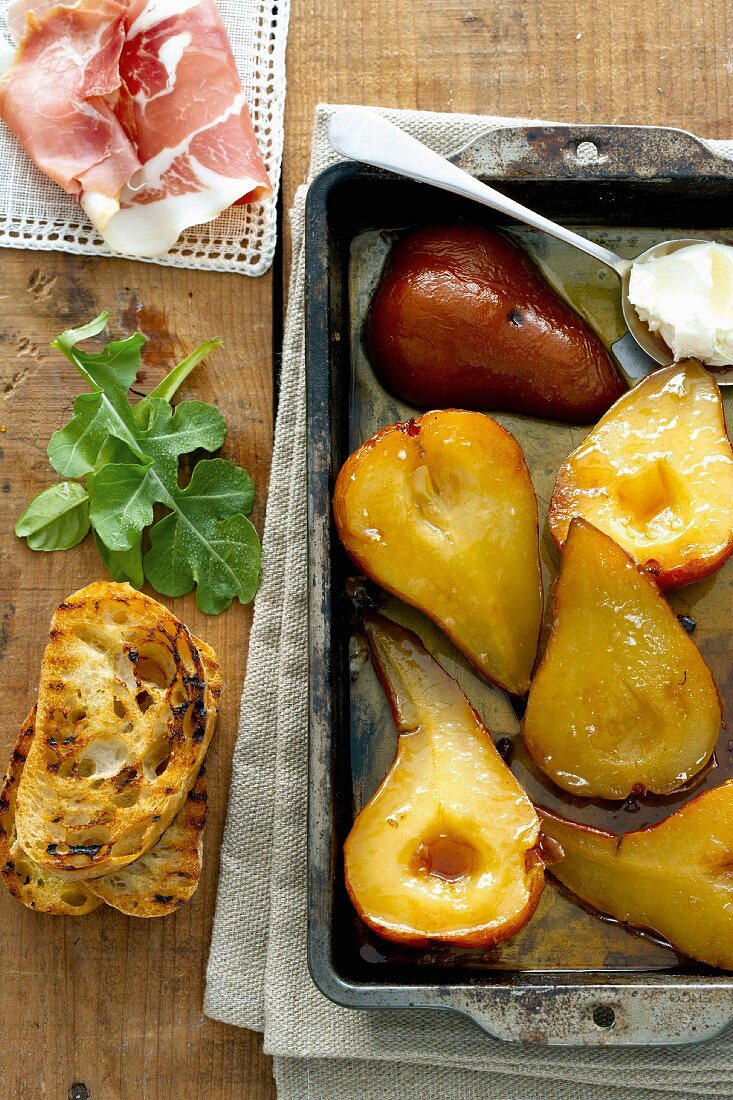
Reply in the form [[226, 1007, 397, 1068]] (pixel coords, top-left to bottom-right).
[[53, 314, 145, 395], [17, 313, 261, 614], [134, 397, 227, 489], [48, 315, 148, 477], [145, 459, 259, 614], [15, 482, 90, 550], [89, 460, 161, 550], [93, 531, 145, 589], [48, 391, 143, 478]]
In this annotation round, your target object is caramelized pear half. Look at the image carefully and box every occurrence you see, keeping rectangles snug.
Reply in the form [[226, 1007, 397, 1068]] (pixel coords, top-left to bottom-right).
[[524, 519, 720, 799], [333, 410, 542, 695], [541, 785, 733, 970], [548, 362, 733, 589], [344, 615, 544, 948]]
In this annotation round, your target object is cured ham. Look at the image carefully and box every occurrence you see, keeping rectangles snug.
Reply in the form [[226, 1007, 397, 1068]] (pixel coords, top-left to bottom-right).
[[0, 0, 141, 229], [0, 0, 272, 257], [100, 0, 271, 256], [6, 0, 67, 41]]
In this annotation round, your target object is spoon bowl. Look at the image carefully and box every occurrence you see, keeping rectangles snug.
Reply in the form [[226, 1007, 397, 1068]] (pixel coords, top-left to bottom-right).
[[618, 238, 717, 369], [328, 108, 731, 387]]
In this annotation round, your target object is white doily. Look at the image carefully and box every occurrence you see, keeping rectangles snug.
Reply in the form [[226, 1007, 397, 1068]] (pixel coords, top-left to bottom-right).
[[0, 0, 290, 275]]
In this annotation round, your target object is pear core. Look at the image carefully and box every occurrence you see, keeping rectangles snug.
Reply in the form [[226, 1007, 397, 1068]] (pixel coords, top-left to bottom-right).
[[411, 834, 478, 883]]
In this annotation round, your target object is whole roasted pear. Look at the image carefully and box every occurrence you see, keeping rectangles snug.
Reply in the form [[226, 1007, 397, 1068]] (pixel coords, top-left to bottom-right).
[[366, 225, 624, 423]]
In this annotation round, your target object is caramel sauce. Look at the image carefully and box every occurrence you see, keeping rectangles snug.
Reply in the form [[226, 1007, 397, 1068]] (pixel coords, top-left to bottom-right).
[[512, 734, 726, 835], [412, 834, 477, 882]]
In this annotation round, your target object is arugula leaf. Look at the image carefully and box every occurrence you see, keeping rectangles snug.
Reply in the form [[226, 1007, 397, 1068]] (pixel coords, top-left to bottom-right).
[[90, 401, 228, 548], [206, 515, 261, 603], [133, 397, 226, 489], [53, 313, 144, 396], [146, 513, 261, 614], [15, 482, 90, 550], [169, 454, 255, 514], [49, 327, 224, 482], [144, 458, 259, 614], [93, 531, 145, 588], [17, 315, 261, 614], [89, 460, 162, 551], [134, 397, 226, 452], [48, 318, 147, 476], [48, 391, 142, 478]]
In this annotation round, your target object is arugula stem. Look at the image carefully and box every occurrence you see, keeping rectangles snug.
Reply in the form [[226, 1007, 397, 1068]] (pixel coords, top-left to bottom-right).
[[98, 395, 148, 458], [142, 339, 221, 407]]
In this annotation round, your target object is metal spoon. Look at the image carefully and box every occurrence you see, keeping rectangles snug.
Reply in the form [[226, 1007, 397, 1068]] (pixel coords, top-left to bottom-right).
[[327, 106, 720, 388]]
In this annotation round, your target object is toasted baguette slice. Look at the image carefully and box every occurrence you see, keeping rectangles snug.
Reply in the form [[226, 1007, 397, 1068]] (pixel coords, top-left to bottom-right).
[[15, 583, 221, 879], [0, 710, 101, 914], [89, 768, 207, 916], [1, 713, 209, 917]]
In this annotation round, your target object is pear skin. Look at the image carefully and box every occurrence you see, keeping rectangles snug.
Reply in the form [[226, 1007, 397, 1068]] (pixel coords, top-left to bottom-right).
[[549, 361, 733, 589], [541, 784, 733, 970], [344, 614, 544, 948], [524, 518, 721, 799], [333, 410, 543, 695], [366, 225, 624, 423]]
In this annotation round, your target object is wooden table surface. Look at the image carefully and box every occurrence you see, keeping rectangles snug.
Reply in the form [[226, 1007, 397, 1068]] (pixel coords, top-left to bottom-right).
[[1, 1, 731, 1097]]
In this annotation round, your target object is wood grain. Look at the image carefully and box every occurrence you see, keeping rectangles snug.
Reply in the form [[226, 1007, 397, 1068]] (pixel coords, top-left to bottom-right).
[[283, 0, 733, 251], [0, 254, 275, 1099], [0, 0, 730, 1095]]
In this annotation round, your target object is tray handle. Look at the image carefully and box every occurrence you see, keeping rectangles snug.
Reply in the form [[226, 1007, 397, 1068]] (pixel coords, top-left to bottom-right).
[[451, 984, 733, 1046], [454, 123, 733, 181]]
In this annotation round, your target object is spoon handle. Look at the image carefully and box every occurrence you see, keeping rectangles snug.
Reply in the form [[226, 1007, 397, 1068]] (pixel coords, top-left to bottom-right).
[[328, 107, 625, 275]]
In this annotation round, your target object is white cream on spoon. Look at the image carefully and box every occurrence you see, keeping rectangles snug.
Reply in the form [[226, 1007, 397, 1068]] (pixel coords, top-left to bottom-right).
[[629, 242, 733, 367]]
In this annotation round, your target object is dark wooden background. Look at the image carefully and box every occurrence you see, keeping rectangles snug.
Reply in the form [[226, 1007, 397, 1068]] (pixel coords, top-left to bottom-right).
[[0, 0, 731, 1095]]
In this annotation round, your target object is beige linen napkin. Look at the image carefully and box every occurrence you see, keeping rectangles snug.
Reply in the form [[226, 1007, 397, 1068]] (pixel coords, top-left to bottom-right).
[[205, 105, 733, 1099]]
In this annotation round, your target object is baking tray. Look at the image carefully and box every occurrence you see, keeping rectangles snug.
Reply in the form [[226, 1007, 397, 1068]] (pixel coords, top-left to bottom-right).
[[305, 123, 733, 1046]]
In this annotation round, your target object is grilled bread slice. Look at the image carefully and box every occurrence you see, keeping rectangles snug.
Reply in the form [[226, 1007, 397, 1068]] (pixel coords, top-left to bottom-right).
[[89, 768, 207, 916], [15, 583, 221, 879], [2, 722, 210, 917], [0, 710, 101, 914]]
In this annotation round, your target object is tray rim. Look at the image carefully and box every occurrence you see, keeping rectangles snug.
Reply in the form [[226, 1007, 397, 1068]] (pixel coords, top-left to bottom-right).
[[304, 122, 733, 1047]]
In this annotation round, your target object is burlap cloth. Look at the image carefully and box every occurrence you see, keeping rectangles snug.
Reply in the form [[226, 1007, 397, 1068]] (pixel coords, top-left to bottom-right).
[[205, 105, 733, 1099]]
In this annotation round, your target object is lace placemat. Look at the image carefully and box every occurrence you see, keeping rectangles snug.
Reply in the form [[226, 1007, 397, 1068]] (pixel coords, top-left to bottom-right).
[[0, 0, 289, 275]]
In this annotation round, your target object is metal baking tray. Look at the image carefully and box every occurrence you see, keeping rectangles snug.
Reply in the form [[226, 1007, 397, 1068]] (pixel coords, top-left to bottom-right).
[[305, 123, 733, 1046]]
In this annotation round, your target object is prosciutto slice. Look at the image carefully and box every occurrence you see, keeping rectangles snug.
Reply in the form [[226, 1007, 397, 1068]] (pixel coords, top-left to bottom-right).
[[0, 0, 141, 228], [0, 0, 271, 256], [99, 0, 272, 256]]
